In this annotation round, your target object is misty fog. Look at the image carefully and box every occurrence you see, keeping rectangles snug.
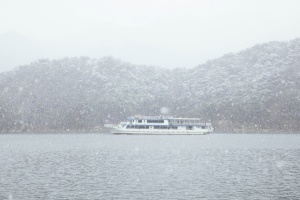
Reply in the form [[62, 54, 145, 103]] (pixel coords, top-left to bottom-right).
[[1, 1, 300, 200]]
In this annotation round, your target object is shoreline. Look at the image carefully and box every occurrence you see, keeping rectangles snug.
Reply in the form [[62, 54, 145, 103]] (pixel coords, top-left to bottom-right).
[[1, 130, 299, 134]]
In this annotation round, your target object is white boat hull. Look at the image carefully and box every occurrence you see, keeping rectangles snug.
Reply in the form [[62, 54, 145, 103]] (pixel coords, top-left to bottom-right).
[[111, 128, 212, 135]]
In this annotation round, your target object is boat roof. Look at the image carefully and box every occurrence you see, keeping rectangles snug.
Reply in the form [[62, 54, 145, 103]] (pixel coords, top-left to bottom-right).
[[128, 115, 203, 120]]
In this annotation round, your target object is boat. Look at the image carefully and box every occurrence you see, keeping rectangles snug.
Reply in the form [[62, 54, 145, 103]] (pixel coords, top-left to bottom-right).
[[109, 115, 213, 135]]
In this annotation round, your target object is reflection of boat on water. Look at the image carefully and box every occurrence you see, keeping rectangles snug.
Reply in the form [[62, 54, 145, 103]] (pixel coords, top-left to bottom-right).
[[109, 115, 214, 135]]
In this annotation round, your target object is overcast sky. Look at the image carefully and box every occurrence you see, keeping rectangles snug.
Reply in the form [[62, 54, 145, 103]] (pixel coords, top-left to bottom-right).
[[0, 0, 300, 72]]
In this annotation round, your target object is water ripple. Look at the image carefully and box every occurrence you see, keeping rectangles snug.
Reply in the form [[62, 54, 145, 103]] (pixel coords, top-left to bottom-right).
[[0, 134, 299, 199]]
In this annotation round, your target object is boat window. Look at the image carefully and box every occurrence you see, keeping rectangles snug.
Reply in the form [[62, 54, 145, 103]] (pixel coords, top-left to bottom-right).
[[138, 120, 142, 123], [154, 126, 168, 129], [147, 120, 164, 123]]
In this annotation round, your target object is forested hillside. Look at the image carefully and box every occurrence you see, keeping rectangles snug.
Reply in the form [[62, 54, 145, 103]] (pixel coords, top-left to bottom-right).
[[183, 39, 300, 131], [0, 39, 299, 132]]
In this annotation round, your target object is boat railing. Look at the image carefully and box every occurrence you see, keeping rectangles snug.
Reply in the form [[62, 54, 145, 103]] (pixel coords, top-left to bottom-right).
[[129, 115, 172, 120], [170, 122, 211, 126]]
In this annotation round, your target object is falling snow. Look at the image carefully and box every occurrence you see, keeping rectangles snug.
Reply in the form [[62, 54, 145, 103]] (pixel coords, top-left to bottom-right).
[[0, 39, 300, 133]]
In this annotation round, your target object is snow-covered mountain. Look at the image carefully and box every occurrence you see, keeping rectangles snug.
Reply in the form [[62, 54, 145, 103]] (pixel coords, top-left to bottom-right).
[[183, 39, 300, 131], [0, 39, 299, 132]]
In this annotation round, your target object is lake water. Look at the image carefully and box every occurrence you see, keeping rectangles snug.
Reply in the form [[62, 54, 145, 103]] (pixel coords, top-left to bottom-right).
[[0, 133, 300, 199]]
